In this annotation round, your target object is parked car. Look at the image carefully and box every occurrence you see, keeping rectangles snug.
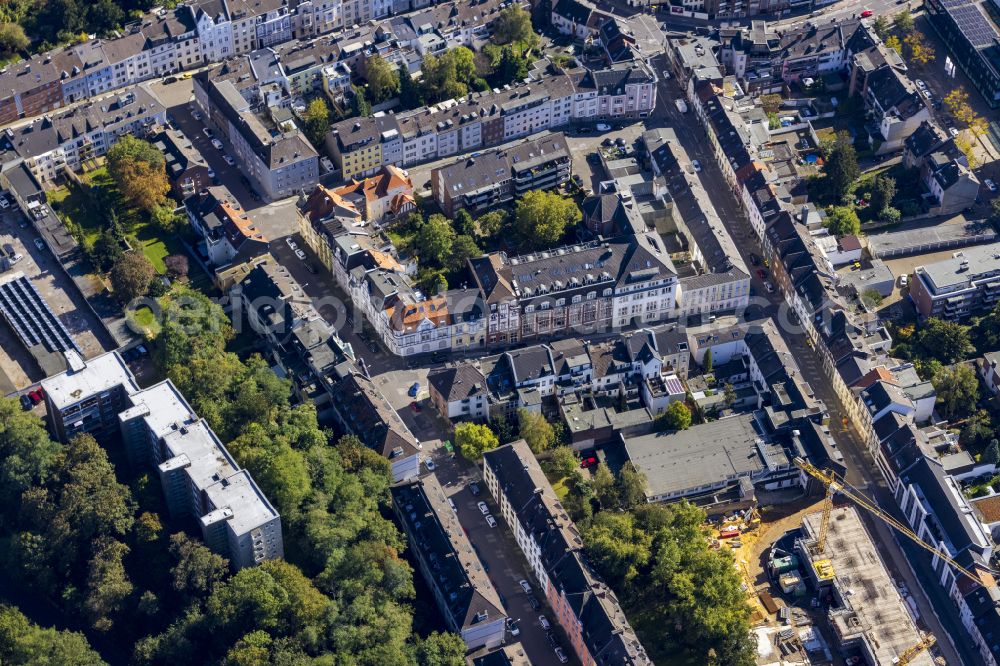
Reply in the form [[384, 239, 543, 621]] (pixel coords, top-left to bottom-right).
[[294, 248, 307, 260], [409, 401, 421, 413], [756, 268, 767, 280], [202, 127, 213, 138], [986, 179, 998, 192], [306, 263, 319, 275], [860, 9, 873, 16], [478, 501, 490, 515], [424, 458, 435, 471], [662, 69, 671, 79], [286, 238, 298, 250], [749, 253, 760, 266], [580, 455, 597, 468], [469, 482, 481, 496], [692, 159, 702, 172], [915, 79, 926, 89], [519, 579, 533, 595], [207, 168, 215, 179], [33, 238, 44, 251], [539, 615, 551, 630], [949, 126, 959, 138], [555, 647, 569, 663], [211, 138, 224, 150], [0, 197, 9, 209], [9, 253, 22, 264], [602, 137, 614, 147], [596, 123, 611, 131], [223, 154, 235, 166], [765, 281, 775, 293], [506, 618, 520, 636], [192, 110, 203, 121], [408, 382, 421, 397], [529, 596, 541, 611], [19, 394, 32, 410], [485, 515, 497, 528], [899, 274, 908, 287]]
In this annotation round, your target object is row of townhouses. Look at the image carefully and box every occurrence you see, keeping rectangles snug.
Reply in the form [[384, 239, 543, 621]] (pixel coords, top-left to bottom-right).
[[327, 60, 658, 180], [40, 351, 284, 569], [670, 18, 1000, 665]]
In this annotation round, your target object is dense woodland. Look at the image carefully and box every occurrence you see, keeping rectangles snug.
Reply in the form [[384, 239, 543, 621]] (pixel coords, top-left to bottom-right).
[[0, 289, 465, 665]]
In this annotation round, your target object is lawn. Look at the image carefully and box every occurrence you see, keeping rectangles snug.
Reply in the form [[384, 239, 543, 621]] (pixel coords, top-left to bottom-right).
[[552, 476, 570, 500], [127, 305, 162, 337], [47, 169, 114, 246], [135, 221, 185, 274]]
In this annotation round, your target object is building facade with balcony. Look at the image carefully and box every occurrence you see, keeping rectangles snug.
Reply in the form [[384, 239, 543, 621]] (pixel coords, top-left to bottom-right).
[[910, 242, 1000, 320]]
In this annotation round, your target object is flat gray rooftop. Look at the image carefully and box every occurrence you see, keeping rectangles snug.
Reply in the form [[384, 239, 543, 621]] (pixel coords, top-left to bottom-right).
[[914, 241, 1000, 293], [869, 220, 997, 259]]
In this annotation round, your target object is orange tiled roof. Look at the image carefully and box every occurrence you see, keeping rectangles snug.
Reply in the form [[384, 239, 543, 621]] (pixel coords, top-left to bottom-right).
[[855, 366, 897, 390]]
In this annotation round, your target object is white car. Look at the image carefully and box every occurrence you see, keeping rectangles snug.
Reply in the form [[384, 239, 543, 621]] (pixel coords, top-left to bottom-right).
[[211, 138, 224, 150], [661, 70, 671, 79], [507, 619, 520, 636], [478, 501, 490, 515], [33, 238, 44, 251], [596, 123, 611, 131], [539, 615, 551, 630], [207, 168, 215, 179], [485, 514, 496, 528], [294, 248, 307, 260], [518, 579, 533, 594], [286, 238, 298, 250], [899, 274, 908, 287], [223, 154, 235, 166], [555, 647, 569, 664], [764, 281, 775, 293], [915, 79, 926, 89], [949, 127, 959, 138], [692, 159, 702, 172], [986, 179, 998, 192], [424, 458, 435, 471], [192, 110, 203, 121], [202, 127, 213, 138], [0, 197, 9, 209], [9, 253, 22, 264]]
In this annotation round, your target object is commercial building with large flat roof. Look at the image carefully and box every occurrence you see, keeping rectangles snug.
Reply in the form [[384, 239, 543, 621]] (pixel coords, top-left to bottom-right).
[[621, 413, 793, 503], [909, 242, 1000, 320]]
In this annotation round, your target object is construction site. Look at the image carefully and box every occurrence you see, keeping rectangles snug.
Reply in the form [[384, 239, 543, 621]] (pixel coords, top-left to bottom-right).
[[713, 461, 945, 666]]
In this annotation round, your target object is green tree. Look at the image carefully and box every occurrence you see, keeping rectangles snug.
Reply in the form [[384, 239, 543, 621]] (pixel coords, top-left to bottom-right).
[[455, 422, 499, 460], [106, 135, 169, 211], [302, 98, 331, 148], [398, 61, 423, 109], [89, 228, 124, 273], [0, 605, 106, 666], [973, 303, 1000, 348], [823, 131, 860, 200], [872, 15, 890, 39], [894, 8, 914, 34], [476, 210, 507, 241], [351, 84, 371, 116], [656, 401, 692, 431], [450, 46, 476, 84], [454, 209, 476, 237], [491, 5, 539, 52], [169, 533, 229, 602], [518, 408, 556, 454], [961, 410, 993, 447], [931, 363, 979, 419], [703, 348, 713, 372], [416, 631, 466, 666], [366, 54, 400, 103], [871, 175, 896, 213], [826, 206, 861, 237], [494, 45, 528, 85], [917, 317, 973, 363], [0, 397, 60, 524], [514, 190, 581, 249], [447, 234, 480, 274], [618, 462, 647, 510], [724, 383, 737, 407], [983, 439, 1000, 465], [547, 446, 579, 479], [417, 214, 456, 267], [109, 252, 155, 303], [0, 23, 29, 54], [591, 463, 619, 511], [82, 537, 133, 632]]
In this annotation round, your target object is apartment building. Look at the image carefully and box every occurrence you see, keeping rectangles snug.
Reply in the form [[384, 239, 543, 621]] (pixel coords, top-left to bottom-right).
[[7, 86, 166, 186], [185, 185, 269, 268], [925, 0, 1000, 107], [42, 352, 283, 569], [391, 475, 507, 650], [482, 440, 651, 666], [910, 242, 1000, 320], [194, 74, 319, 201], [468, 233, 677, 346], [154, 128, 215, 199], [432, 133, 572, 217], [327, 62, 657, 178]]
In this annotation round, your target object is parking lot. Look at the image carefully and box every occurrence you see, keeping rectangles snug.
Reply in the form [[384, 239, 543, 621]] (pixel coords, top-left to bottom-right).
[[0, 207, 115, 393]]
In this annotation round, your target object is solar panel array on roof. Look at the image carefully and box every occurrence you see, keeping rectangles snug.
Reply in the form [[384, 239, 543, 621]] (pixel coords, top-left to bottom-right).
[[0, 274, 79, 354], [943, 0, 1000, 47]]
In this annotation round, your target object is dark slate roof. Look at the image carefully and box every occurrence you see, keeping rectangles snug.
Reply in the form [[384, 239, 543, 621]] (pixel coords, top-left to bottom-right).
[[506, 345, 555, 383], [905, 120, 946, 160], [427, 364, 488, 402], [901, 457, 986, 556]]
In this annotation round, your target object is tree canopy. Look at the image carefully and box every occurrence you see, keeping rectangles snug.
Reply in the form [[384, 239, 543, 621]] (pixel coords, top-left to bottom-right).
[[656, 401, 692, 431], [455, 422, 499, 460], [518, 408, 556, 454], [109, 252, 155, 304], [825, 206, 861, 237], [514, 190, 581, 249], [106, 136, 170, 212], [822, 132, 859, 201]]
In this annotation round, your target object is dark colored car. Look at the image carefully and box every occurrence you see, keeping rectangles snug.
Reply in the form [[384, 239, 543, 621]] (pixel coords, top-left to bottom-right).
[[749, 253, 760, 266], [19, 394, 32, 410], [756, 268, 767, 280], [469, 482, 481, 496], [528, 596, 541, 611]]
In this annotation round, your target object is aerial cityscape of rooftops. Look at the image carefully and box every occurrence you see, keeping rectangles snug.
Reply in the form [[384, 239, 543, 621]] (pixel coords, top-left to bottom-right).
[[7, 0, 1000, 662]]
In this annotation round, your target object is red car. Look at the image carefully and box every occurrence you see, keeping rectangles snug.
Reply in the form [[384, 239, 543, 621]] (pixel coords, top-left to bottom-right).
[[860, 9, 873, 17], [580, 456, 598, 468], [409, 401, 422, 413], [27, 389, 42, 405], [756, 268, 767, 280]]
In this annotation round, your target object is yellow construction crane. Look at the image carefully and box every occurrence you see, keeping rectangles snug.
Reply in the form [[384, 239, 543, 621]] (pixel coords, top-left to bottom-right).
[[894, 633, 936, 665], [793, 457, 986, 585]]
